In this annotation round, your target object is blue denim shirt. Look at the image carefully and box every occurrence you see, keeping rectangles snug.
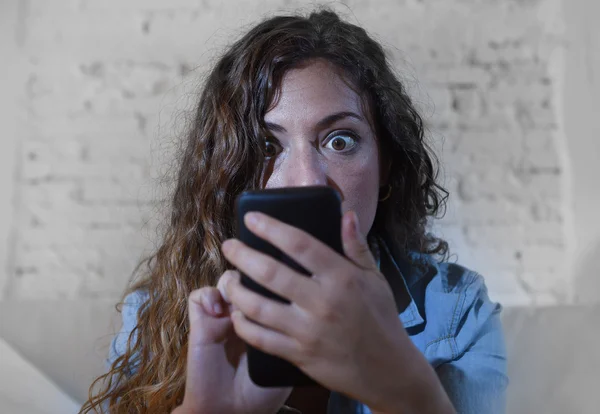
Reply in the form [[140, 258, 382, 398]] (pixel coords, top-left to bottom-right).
[[325, 233, 508, 413], [108, 233, 508, 413]]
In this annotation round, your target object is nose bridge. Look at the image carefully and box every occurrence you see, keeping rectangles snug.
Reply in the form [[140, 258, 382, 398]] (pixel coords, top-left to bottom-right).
[[284, 141, 328, 187]]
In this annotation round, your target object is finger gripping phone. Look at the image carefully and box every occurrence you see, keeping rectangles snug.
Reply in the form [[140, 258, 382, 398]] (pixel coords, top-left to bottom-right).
[[234, 185, 345, 387]]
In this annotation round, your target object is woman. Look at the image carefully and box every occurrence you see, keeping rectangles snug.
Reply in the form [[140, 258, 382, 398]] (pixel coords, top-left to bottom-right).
[[81, 7, 507, 414]]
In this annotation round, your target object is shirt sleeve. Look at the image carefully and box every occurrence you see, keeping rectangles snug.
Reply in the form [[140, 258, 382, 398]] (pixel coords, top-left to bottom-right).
[[100, 290, 147, 412], [106, 290, 147, 375], [435, 273, 509, 414]]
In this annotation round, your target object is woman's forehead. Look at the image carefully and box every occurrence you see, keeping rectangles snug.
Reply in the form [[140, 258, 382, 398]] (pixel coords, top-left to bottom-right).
[[264, 61, 366, 125]]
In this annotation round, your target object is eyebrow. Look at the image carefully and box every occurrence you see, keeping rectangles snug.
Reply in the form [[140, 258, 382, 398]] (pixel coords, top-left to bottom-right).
[[264, 111, 364, 133]]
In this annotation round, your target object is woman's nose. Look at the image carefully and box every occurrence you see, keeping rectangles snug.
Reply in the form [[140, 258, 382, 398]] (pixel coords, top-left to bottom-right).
[[281, 148, 328, 188]]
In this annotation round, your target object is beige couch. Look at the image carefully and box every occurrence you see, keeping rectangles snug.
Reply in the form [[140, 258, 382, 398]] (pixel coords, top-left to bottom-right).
[[1, 301, 599, 413]]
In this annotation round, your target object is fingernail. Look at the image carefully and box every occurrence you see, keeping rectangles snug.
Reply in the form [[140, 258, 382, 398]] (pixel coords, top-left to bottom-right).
[[353, 211, 360, 234], [221, 239, 233, 254], [245, 212, 259, 226], [213, 302, 223, 315]]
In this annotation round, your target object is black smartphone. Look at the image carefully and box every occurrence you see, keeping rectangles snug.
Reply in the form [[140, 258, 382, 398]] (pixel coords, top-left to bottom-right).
[[234, 185, 345, 387]]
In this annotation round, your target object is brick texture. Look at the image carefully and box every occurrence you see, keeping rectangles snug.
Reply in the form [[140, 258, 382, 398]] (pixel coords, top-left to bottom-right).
[[7, 0, 568, 306]]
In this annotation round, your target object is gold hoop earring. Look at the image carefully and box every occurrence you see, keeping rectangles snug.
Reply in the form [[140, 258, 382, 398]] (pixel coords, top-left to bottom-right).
[[378, 184, 392, 202]]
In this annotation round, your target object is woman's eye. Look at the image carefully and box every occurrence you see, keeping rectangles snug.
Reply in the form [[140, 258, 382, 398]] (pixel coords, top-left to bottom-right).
[[263, 139, 279, 158], [325, 132, 358, 152]]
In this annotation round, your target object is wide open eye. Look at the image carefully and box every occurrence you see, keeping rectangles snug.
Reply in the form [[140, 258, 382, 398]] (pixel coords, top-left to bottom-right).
[[262, 137, 281, 159], [324, 130, 360, 152]]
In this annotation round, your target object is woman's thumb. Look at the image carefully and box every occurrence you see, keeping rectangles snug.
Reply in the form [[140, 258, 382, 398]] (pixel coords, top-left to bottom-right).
[[342, 210, 378, 271], [188, 287, 232, 344]]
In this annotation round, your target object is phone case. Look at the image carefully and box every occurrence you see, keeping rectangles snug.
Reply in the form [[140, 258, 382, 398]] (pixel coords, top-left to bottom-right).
[[234, 185, 344, 387]]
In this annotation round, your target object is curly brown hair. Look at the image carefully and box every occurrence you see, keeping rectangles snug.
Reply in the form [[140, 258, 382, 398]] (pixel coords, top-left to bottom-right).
[[80, 6, 449, 413]]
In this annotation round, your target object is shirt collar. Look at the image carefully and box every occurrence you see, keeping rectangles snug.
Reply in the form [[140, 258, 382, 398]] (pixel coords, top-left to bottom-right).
[[367, 232, 425, 328]]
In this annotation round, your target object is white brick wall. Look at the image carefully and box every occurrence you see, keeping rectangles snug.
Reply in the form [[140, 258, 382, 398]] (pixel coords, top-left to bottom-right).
[[3, 0, 570, 306]]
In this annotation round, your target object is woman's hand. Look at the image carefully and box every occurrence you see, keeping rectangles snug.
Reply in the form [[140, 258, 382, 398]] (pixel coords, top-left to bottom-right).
[[175, 283, 292, 414], [219, 210, 454, 413]]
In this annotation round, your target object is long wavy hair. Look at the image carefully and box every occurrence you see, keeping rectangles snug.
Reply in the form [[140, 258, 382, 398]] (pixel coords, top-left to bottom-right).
[[80, 7, 449, 413]]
